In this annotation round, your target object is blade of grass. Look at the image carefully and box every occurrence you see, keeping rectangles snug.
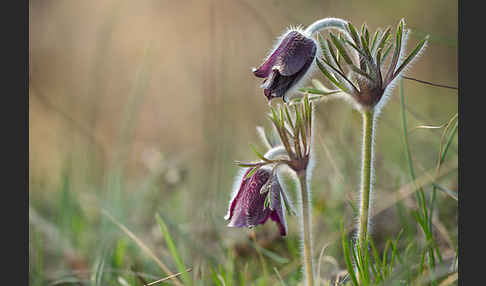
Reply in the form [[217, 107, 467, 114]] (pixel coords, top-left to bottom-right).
[[101, 210, 184, 286], [145, 269, 193, 286], [155, 213, 192, 285], [273, 267, 287, 286]]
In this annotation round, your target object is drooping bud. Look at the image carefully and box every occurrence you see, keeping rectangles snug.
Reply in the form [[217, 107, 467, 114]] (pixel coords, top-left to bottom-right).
[[225, 168, 288, 236], [253, 30, 317, 102]]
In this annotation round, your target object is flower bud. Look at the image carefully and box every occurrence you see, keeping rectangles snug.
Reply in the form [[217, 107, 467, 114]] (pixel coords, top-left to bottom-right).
[[253, 30, 317, 102]]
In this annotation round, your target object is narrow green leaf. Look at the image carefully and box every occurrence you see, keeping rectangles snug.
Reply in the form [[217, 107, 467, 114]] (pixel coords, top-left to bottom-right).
[[338, 38, 376, 81], [352, 241, 365, 284], [342, 231, 359, 286], [270, 107, 279, 123], [251, 242, 290, 264], [344, 39, 367, 58], [294, 105, 302, 128], [440, 119, 458, 164], [155, 213, 192, 285], [360, 23, 371, 56], [250, 144, 270, 162], [432, 183, 458, 201], [298, 87, 341, 96], [316, 58, 348, 92], [361, 23, 370, 47], [329, 33, 354, 66], [369, 239, 383, 281], [304, 96, 311, 123], [273, 267, 287, 286], [385, 19, 404, 84], [284, 105, 294, 129], [245, 166, 259, 179], [376, 48, 383, 83], [326, 38, 344, 73], [346, 22, 361, 47], [320, 57, 359, 94], [393, 37, 427, 79], [370, 28, 382, 53], [320, 35, 336, 68], [382, 240, 391, 273], [317, 32, 327, 53], [375, 27, 391, 56], [381, 43, 393, 64]]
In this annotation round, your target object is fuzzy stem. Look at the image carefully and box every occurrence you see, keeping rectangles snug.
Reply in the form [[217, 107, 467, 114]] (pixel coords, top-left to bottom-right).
[[304, 17, 349, 36], [357, 109, 374, 250], [297, 170, 314, 286]]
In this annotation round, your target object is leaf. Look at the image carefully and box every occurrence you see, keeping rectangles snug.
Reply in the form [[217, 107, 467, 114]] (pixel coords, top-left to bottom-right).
[[283, 105, 294, 129], [360, 23, 371, 56], [316, 58, 347, 92], [329, 32, 354, 66], [319, 34, 336, 68], [432, 183, 458, 201], [381, 43, 393, 64], [299, 87, 341, 96], [342, 226, 359, 286], [245, 166, 259, 179], [326, 38, 344, 73], [250, 144, 270, 162], [384, 19, 404, 84], [375, 27, 392, 56], [346, 22, 361, 47], [370, 28, 382, 54], [392, 37, 428, 79], [155, 214, 192, 285], [320, 57, 360, 94], [317, 32, 327, 53]]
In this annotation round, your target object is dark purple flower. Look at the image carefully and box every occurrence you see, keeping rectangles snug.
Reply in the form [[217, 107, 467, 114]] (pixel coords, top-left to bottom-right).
[[253, 30, 317, 101], [225, 168, 288, 236]]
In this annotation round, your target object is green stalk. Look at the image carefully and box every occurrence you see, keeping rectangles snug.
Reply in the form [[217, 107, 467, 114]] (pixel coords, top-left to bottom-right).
[[358, 109, 375, 249], [297, 170, 314, 286]]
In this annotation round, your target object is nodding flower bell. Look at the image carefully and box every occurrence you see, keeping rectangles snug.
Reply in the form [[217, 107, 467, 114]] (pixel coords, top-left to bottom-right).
[[225, 167, 288, 236], [253, 30, 317, 102]]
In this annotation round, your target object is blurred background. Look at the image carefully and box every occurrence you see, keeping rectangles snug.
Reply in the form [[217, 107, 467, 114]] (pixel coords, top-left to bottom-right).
[[29, 0, 457, 285]]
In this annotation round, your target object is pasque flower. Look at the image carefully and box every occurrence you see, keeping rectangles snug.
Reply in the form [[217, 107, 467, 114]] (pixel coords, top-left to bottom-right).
[[311, 19, 428, 112], [253, 30, 317, 102], [308, 19, 428, 256], [227, 97, 314, 284], [225, 167, 288, 236]]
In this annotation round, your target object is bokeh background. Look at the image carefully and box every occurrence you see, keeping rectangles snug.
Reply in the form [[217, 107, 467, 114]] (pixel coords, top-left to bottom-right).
[[29, 0, 457, 285]]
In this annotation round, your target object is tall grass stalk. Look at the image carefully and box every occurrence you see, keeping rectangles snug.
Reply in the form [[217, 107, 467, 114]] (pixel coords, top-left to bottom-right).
[[400, 79, 443, 283]]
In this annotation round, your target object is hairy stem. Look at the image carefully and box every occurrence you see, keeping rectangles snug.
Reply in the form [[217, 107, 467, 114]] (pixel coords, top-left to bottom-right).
[[304, 17, 349, 36], [297, 170, 314, 286], [358, 109, 374, 249]]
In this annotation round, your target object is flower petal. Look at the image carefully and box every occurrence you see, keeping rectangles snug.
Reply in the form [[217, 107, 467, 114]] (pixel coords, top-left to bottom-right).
[[252, 31, 298, 78], [269, 179, 288, 236], [276, 31, 317, 76], [224, 168, 254, 221], [264, 56, 314, 100], [227, 169, 271, 228]]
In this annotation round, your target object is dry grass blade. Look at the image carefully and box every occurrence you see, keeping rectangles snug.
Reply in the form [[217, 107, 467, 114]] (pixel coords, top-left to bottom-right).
[[374, 159, 457, 217], [144, 268, 193, 286], [438, 272, 458, 286], [317, 130, 344, 182], [29, 206, 77, 260], [101, 210, 184, 286], [316, 243, 328, 283], [217, 274, 227, 286], [273, 267, 287, 286], [315, 159, 457, 250]]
